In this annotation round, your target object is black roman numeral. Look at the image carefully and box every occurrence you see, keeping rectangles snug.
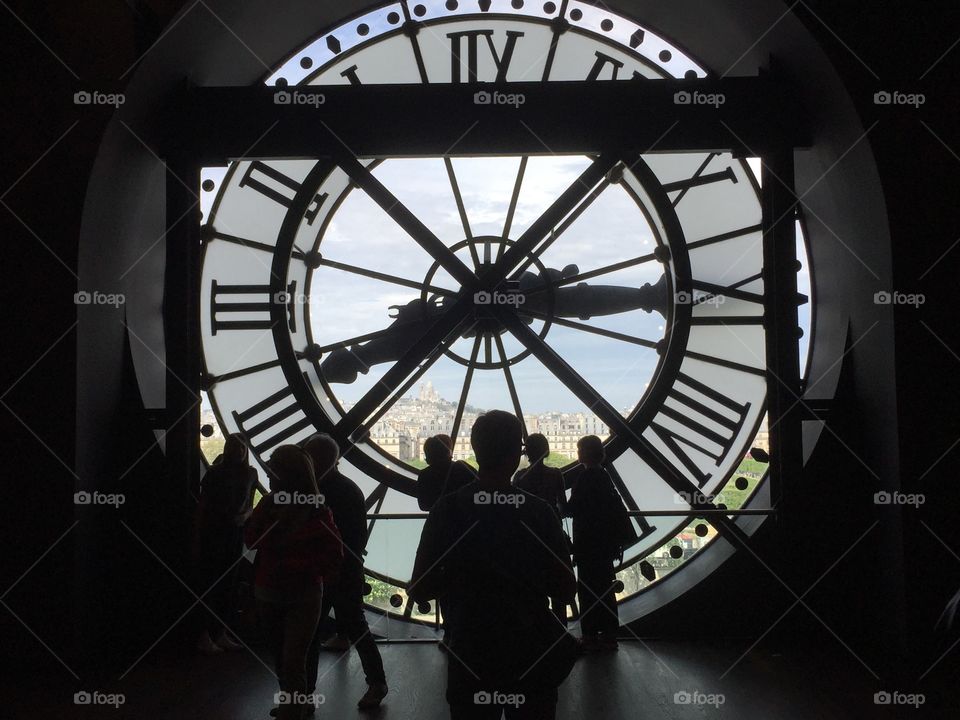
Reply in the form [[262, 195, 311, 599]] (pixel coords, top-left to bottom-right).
[[232, 381, 315, 456], [447, 29, 524, 82], [210, 279, 297, 336], [586, 51, 625, 81], [238, 161, 329, 224], [648, 372, 751, 487], [340, 64, 362, 85]]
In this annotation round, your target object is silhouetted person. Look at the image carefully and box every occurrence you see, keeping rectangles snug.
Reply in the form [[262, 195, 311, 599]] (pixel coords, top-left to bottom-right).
[[245, 445, 342, 720], [302, 433, 388, 710], [514, 433, 570, 626], [567, 435, 621, 652], [412, 410, 577, 720], [416, 434, 477, 511], [195, 433, 256, 655]]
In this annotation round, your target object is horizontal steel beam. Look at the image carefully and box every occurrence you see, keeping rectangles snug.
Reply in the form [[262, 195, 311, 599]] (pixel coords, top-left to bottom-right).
[[156, 76, 809, 161], [366, 509, 775, 520]]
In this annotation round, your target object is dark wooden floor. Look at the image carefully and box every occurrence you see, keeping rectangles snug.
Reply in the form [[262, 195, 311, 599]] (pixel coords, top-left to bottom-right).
[[5, 638, 944, 719]]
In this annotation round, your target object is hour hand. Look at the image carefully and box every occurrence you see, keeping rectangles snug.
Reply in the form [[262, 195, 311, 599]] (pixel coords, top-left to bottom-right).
[[320, 299, 439, 384]]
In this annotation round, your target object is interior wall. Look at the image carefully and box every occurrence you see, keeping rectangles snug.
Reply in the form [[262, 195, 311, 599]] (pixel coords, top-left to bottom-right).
[[0, 0, 956, 696]]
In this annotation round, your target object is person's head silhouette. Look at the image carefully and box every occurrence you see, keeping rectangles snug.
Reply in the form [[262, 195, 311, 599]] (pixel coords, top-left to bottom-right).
[[423, 435, 452, 465], [222, 433, 248, 465], [525, 433, 550, 465], [267, 444, 318, 495], [302, 433, 340, 485], [577, 435, 605, 468], [471, 410, 524, 483]]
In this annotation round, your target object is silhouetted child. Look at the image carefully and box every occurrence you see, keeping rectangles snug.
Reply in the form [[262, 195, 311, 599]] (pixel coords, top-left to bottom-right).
[[567, 435, 621, 652], [245, 445, 342, 720]]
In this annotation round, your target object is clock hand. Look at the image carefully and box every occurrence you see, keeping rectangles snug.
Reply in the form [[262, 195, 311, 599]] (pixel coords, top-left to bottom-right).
[[319, 299, 442, 384], [518, 270, 669, 319], [320, 272, 667, 384]]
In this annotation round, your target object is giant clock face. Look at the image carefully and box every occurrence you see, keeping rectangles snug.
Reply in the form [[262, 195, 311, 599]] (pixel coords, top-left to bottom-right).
[[199, 1, 786, 623]]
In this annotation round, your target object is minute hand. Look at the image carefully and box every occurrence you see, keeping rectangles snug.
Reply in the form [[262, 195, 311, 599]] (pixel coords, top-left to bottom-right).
[[520, 274, 668, 320]]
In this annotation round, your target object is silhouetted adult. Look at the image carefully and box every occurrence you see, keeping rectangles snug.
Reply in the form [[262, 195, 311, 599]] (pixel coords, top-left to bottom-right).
[[195, 434, 257, 655], [412, 411, 577, 720], [514, 433, 571, 625], [416, 434, 477, 511], [245, 445, 342, 720], [302, 433, 388, 710], [567, 435, 621, 652]]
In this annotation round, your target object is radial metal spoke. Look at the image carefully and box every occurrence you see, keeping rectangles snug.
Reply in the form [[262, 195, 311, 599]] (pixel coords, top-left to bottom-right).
[[510, 175, 613, 279], [494, 307, 754, 550], [450, 334, 482, 442], [332, 150, 477, 288], [493, 333, 527, 439], [318, 256, 456, 297], [314, 326, 400, 355], [521, 309, 659, 349], [444, 158, 481, 270], [490, 154, 619, 285], [499, 156, 528, 263], [522, 251, 660, 296]]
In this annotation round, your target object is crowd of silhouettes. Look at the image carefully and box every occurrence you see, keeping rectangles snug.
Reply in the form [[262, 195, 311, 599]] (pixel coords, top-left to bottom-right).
[[196, 412, 635, 719]]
